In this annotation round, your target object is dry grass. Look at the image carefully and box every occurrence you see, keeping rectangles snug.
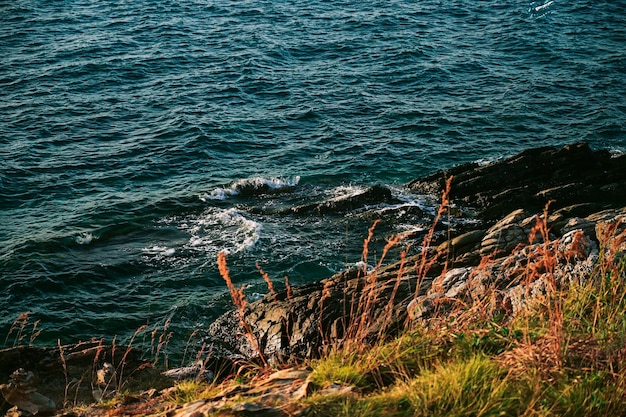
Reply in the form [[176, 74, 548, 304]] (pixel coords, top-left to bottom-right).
[[217, 251, 268, 367], [302, 199, 626, 416]]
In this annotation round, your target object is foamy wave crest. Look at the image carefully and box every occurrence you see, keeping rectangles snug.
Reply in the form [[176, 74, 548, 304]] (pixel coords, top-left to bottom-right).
[[529, 0, 554, 18], [200, 176, 300, 201], [328, 185, 368, 200], [184, 207, 262, 254], [142, 246, 176, 257], [75, 232, 96, 245]]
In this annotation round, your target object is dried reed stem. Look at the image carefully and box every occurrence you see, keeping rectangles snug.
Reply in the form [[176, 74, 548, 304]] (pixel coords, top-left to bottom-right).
[[414, 176, 453, 298], [284, 276, 292, 300], [118, 324, 148, 392], [217, 251, 268, 367], [5, 312, 30, 347], [256, 262, 276, 299], [361, 219, 381, 276], [58, 339, 69, 408]]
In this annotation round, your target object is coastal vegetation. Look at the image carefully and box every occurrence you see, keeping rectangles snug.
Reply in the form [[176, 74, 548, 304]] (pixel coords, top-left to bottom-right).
[[2, 144, 626, 416], [3, 206, 625, 417]]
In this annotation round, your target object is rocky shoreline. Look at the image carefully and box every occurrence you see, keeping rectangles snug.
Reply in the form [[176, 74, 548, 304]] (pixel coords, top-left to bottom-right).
[[1, 143, 625, 416], [201, 143, 626, 366]]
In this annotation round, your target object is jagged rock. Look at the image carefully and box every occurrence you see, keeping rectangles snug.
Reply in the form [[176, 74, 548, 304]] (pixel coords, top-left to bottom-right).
[[479, 209, 549, 257], [165, 399, 225, 417], [409, 227, 600, 321], [594, 211, 626, 251], [162, 361, 213, 383], [436, 229, 485, 260], [92, 362, 117, 402], [164, 368, 313, 417], [559, 217, 597, 239], [203, 266, 431, 365], [231, 402, 284, 415], [408, 143, 626, 222]]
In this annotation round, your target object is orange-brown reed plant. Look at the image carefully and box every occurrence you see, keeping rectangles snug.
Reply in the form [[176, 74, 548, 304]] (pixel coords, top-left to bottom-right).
[[518, 203, 564, 367], [256, 262, 276, 299], [377, 244, 411, 341], [414, 175, 453, 299], [361, 219, 381, 276], [322, 176, 454, 351], [284, 276, 292, 300], [348, 232, 407, 346], [217, 251, 268, 367], [4, 312, 41, 347]]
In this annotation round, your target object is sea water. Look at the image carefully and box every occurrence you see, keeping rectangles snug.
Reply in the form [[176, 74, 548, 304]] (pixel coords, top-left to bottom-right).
[[1, 0, 624, 356]]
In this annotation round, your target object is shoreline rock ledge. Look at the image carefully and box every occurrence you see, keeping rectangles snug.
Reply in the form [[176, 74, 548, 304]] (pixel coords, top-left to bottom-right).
[[202, 142, 626, 368]]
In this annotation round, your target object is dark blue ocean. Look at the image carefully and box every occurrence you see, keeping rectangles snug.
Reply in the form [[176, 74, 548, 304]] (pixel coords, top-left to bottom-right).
[[1, 0, 625, 357]]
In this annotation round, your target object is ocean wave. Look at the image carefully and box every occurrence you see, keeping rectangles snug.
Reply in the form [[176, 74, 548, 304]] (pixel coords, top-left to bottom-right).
[[178, 207, 262, 255], [328, 185, 369, 200], [142, 245, 176, 257], [529, 0, 554, 18], [200, 176, 300, 201]]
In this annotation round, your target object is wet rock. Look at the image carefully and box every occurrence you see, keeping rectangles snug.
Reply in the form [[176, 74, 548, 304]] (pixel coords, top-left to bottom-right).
[[408, 143, 626, 222], [290, 184, 397, 215]]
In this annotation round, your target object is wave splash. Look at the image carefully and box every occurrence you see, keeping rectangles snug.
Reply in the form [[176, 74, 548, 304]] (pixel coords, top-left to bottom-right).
[[153, 207, 262, 259], [201, 176, 301, 201]]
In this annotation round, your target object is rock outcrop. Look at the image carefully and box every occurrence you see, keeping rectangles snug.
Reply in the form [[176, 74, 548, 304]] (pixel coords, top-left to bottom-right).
[[0, 342, 165, 416], [408, 143, 626, 222], [201, 143, 626, 369]]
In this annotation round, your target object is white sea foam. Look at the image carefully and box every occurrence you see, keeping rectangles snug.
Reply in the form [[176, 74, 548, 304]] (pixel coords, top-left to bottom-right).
[[534, 0, 554, 12], [529, 0, 554, 18], [328, 185, 367, 200], [75, 232, 95, 245], [183, 207, 262, 254], [200, 176, 300, 201], [142, 245, 176, 257]]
